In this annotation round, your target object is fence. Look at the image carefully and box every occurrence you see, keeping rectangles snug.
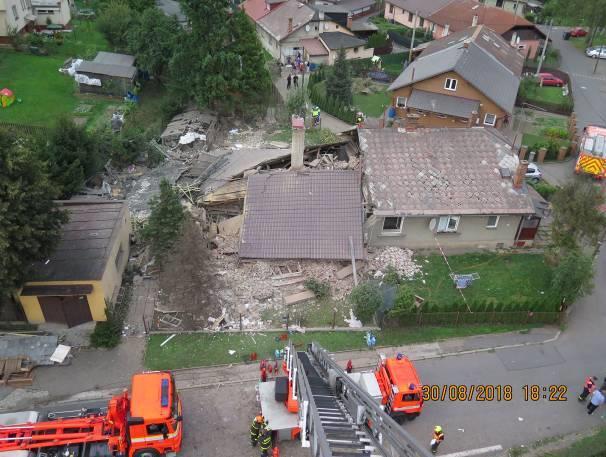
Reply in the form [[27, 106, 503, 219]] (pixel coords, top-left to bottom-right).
[[380, 311, 562, 328], [0, 121, 49, 136]]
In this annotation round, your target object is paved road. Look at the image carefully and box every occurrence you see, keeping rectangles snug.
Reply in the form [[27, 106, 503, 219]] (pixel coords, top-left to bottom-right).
[[546, 26, 606, 130]]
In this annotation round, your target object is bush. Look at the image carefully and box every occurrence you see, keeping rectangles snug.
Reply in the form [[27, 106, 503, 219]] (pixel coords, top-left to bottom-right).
[[530, 139, 561, 160], [367, 32, 389, 49], [530, 180, 559, 200], [287, 89, 306, 117], [90, 308, 122, 348], [542, 126, 569, 140], [389, 284, 416, 320], [349, 282, 382, 324], [28, 33, 45, 48], [305, 278, 330, 299], [382, 266, 401, 285]]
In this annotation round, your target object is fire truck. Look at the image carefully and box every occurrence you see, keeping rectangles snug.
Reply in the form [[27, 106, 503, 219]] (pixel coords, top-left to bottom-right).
[[575, 125, 606, 178], [0, 372, 183, 457]]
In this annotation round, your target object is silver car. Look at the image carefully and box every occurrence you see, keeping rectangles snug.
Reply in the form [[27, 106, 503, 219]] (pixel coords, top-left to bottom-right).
[[586, 46, 606, 59]]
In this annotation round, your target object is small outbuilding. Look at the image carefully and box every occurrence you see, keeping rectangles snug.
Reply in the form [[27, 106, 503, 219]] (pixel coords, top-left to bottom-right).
[[19, 200, 131, 327], [76, 51, 137, 96]]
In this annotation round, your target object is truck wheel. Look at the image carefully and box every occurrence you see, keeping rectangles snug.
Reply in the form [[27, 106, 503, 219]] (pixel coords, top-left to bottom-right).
[[133, 449, 160, 457], [407, 413, 419, 421]]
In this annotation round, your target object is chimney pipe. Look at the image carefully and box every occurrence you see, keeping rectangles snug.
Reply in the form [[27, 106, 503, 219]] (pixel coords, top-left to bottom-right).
[[513, 160, 529, 189], [288, 17, 293, 33], [291, 115, 305, 170], [347, 13, 353, 30], [472, 14, 478, 26]]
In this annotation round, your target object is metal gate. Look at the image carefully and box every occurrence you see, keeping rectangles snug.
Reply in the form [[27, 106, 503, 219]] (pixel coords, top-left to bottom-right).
[[39, 296, 93, 327]]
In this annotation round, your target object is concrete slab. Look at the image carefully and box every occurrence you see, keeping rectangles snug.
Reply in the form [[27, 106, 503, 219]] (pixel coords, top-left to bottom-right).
[[284, 290, 315, 305], [335, 265, 353, 280], [0, 335, 58, 366]]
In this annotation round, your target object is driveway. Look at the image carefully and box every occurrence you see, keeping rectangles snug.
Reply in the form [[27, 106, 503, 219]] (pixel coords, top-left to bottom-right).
[[546, 26, 606, 130]]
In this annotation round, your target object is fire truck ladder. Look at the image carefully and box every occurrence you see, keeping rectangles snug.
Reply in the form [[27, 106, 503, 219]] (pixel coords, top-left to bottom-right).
[[288, 342, 431, 457]]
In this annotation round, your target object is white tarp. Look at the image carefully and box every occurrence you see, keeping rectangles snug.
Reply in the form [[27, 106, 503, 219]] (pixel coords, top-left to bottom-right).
[[59, 58, 83, 76], [75, 73, 102, 86], [178, 131, 207, 145], [49, 344, 71, 363]]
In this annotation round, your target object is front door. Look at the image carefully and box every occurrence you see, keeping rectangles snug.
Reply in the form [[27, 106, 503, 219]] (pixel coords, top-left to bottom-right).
[[38, 295, 93, 327]]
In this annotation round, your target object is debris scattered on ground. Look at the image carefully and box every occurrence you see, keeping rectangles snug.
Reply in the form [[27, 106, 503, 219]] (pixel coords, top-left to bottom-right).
[[160, 334, 176, 347], [369, 247, 422, 279], [344, 309, 362, 328]]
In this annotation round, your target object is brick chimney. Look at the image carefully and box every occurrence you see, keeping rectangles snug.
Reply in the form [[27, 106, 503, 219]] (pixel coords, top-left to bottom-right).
[[513, 160, 529, 189], [347, 13, 353, 30], [291, 115, 305, 170], [288, 17, 293, 34], [472, 14, 478, 26]]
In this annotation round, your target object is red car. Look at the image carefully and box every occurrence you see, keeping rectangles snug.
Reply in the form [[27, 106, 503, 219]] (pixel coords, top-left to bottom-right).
[[569, 27, 588, 37], [538, 72, 565, 87]]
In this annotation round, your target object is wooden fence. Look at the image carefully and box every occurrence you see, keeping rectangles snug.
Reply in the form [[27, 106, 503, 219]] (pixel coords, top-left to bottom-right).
[[0, 121, 49, 136], [380, 311, 562, 328]]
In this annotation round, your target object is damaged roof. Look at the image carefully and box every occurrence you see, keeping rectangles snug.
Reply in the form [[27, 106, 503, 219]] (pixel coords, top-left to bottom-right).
[[407, 89, 480, 119], [359, 128, 535, 216], [239, 170, 364, 260], [27, 200, 128, 282], [388, 25, 523, 113], [258, 0, 316, 41]]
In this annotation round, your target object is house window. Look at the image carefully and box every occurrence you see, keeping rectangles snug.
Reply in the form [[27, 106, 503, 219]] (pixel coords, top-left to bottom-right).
[[496, 0, 504, 6], [419, 17, 424, 27], [315, 25, 318, 30], [389, 4, 394, 13], [354, 47, 359, 53], [484, 113, 497, 126], [115, 244, 124, 269], [12, 5, 19, 20], [444, 78, 457, 91], [437, 215, 460, 233], [486, 215, 500, 229], [20, 0, 25, 11], [408, 11, 413, 22], [382, 216, 403, 234], [396, 96, 407, 108]]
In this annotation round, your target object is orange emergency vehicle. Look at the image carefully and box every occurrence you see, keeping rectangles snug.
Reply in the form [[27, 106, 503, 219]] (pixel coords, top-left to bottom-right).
[[0, 371, 183, 457], [374, 353, 424, 423], [575, 125, 606, 178]]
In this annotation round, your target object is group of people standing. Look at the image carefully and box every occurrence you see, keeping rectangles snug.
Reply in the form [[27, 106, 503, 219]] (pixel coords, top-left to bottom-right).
[[285, 52, 308, 90], [579, 375, 606, 414]]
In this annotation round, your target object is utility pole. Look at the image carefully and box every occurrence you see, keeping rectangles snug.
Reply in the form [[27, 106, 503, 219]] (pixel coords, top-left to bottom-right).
[[535, 19, 553, 77], [593, 53, 601, 74], [408, 10, 418, 65]]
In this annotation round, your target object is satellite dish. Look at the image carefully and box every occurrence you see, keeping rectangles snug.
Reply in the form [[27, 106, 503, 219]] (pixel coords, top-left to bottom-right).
[[429, 218, 437, 231], [305, 24, 310, 32]]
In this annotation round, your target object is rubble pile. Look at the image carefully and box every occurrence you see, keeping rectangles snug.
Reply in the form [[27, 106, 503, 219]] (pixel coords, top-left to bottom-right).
[[302, 261, 358, 300], [369, 247, 422, 279]]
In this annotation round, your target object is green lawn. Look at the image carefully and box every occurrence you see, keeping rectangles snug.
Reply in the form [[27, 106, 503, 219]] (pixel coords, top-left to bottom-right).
[[370, 16, 410, 34], [570, 35, 606, 52], [532, 86, 569, 104], [539, 428, 606, 456], [145, 325, 539, 369], [410, 253, 557, 309], [0, 19, 112, 127], [353, 90, 390, 117]]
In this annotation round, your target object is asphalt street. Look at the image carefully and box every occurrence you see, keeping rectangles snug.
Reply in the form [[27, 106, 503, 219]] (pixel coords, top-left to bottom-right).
[[545, 26, 606, 130]]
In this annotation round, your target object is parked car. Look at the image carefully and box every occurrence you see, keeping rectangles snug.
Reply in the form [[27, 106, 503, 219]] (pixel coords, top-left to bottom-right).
[[538, 72, 565, 87], [526, 163, 543, 182], [586, 46, 606, 59], [569, 27, 588, 37]]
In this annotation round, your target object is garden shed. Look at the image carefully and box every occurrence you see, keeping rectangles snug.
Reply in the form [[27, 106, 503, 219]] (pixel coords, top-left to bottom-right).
[[76, 51, 137, 96]]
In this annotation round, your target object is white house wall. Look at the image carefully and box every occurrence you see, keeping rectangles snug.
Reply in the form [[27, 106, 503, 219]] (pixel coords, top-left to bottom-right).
[[34, 0, 71, 26], [2, 0, 31, 35]]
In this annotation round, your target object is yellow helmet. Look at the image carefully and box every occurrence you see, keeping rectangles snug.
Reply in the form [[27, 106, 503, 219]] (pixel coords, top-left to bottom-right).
[[434, 426, 442, 433]]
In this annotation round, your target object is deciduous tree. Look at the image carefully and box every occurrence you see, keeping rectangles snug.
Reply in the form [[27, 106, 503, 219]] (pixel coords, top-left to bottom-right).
[[97, 0, 136, 51], [551, 250, 594, 303], [0, 129, 68, 298], [326, 47, 353, 106]]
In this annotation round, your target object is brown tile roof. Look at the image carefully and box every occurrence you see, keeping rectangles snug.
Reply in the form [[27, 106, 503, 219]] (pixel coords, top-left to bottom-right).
[[258, 0, 316, 41], [359, 128, 535, 216], [428, 0, 534, 34], [300, 38, 328, 56], [239, 170, 364, 260], [241, 0, 272, 21]]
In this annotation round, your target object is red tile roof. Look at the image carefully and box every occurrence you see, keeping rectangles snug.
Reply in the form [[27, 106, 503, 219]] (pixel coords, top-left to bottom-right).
[[428, 0, 534, 34], [241, 0, 272, 22], [300, 38, 328, 56]]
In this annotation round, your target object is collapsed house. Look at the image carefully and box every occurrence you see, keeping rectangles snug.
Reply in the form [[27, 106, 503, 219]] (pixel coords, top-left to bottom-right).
[[160, 109, 219, 150]]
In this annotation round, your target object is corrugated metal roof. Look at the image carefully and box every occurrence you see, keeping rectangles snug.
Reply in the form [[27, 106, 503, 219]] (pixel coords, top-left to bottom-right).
[[359, 128, 535, 216], [27, 200, 128, 282], [93, 51, 135, 67], [407, 89, 479, 118], [239, 170, 364, 260], [77, 62, 137, 79]]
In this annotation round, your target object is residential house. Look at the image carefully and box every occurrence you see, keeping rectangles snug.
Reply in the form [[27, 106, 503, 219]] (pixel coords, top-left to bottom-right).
[[359, 128, 541, 252], [252, 0, 352, 63], [19, 200, 130, 327], [388, 25, 523, 129], [428, 0, 545, 58], [76, 51, 137, 96], [479, 0, 528, 17], [30, 0, 73, 27], [301, 31, 372, 64], [382, 0, 454, 34], [0, 0, 35, 40], [241, 0, 284, 22]]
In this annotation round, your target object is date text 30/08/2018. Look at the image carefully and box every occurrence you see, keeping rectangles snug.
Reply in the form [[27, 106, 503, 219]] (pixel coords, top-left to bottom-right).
[[421, 385, 568, 402]]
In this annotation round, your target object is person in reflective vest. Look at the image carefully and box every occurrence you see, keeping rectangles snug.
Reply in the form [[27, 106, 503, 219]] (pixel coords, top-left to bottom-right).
[[250, 414, 265, 447], [579, 376, 598, 401], [259, 424, 273, 457], [431, 425, 444, 454]]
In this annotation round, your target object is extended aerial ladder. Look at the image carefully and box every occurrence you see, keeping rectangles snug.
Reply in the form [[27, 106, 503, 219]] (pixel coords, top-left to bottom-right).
[[284, 342, 432, 457]]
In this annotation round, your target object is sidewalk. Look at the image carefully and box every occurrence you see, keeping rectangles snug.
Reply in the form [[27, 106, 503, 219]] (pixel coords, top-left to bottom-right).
[[173, 327, 560, 390]]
